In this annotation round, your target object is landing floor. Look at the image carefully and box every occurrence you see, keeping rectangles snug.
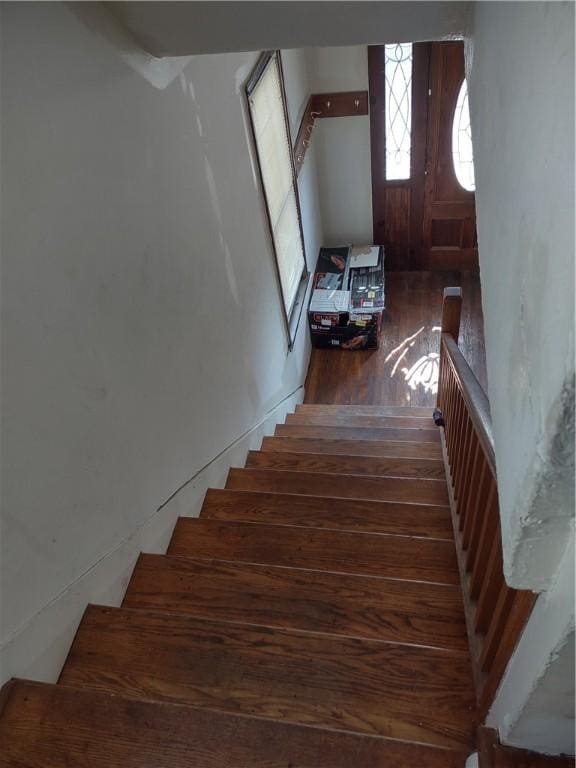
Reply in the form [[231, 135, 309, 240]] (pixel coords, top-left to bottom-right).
[[305, 271, 487, 407]]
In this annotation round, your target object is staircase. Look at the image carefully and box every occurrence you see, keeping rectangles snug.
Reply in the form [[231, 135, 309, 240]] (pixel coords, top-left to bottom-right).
[[1, 403, 479, 766]]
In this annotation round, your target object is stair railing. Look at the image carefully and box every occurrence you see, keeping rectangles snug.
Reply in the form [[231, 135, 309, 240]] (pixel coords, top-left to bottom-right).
[[436, 287, 536, 719]]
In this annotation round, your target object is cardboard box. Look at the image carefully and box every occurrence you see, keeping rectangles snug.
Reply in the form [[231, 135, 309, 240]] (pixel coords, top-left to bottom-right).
[[308, 245, 385, 350]]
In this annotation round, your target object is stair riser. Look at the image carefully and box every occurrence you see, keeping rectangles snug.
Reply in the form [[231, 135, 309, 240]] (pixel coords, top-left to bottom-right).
[[247, 450, 446, 480], [261, 435, 443, 459], [227, 468, 449, 506], [168, 518, 459, 584], [276, 424, 441, 443], [287, 413, 438, 431], [124, 554, 468, 650], [200, 489, 453, 539]]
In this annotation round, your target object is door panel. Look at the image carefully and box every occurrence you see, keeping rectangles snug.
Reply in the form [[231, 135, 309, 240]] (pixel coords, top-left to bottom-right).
[[368, 44, 429, 270], [422, 42, 478, 270]]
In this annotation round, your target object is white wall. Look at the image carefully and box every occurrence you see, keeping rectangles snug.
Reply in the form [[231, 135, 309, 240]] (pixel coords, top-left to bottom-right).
[[466, 0, 575, 754], [467, 0, 575, 593], [282, 49, 326, 272], [0, 3, 322, 683], [306, 46, 373, 245], [110, 1, 470, 57]]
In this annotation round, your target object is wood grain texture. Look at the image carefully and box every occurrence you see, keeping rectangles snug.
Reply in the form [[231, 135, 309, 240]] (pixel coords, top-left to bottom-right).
[[168, 518, 459, 584], [0, 680, 470, 768], [276, 422, 444, 444], [296, 404, 433, 417], [288, 412, 435, 430], [304, 271, 487, 407], [311, 90, 369, 118], [441, 334, 495, 474], [261, 435, 443, 459], [60, 605, 476, 749], [286, 412, 440, 437], [226, 467, 449, 506], [200, 488, 454, 539], [293, 95, 314, 177], [246, 450, 446, 479], [124, 554, 469, 650], [421, 43, 478, 272]]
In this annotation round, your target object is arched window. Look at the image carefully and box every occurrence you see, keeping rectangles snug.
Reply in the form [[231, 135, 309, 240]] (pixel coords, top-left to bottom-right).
[[452, 79, 475, 192]]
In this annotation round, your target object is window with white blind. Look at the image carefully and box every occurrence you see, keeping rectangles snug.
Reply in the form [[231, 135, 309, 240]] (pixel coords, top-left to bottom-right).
[[246, 52, 307, 345]]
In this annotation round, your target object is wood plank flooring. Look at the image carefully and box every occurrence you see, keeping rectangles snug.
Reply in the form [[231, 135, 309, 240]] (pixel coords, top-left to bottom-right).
[[305, 271, 487, 406]]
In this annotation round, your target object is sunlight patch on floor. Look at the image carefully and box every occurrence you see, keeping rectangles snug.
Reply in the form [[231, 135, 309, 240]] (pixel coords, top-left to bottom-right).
[[385, 327, 440, 395]]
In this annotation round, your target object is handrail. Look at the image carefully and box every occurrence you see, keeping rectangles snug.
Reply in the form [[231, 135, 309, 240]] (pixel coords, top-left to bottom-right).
[[436, 287, 535, 720], [441, 333, 495, 476]]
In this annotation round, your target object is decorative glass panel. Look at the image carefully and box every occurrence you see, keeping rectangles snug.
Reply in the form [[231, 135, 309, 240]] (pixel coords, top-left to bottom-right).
[[452, 79, 476, 192], [385, 43, 413, 180]]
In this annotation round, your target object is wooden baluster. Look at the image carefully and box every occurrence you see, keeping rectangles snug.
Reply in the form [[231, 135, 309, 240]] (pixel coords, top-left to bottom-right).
[[469, 483, 498, 598], [458, 435, 480, 539], [455, 416, 474, 513], [440, 287, 463, 343], [445, 371, 457, 458], [460, 436, 481, 537], [448, 391, 464, 485], [480, 584, 515, 673], [462, 453, 488, 552], [475, 527, 504, 635], [453, 405, 469, 504], [438, 347, 448, 412], [441, 357, 453, 427]]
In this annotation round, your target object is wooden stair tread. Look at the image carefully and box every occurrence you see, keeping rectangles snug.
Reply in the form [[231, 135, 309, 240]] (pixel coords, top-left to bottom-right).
[[226, 467, 449, 506], [287, 412, 436, 430], [60, 605, 476, 749], [0, 680, 469, 768], [168, 518, 459, 584], [276, 423, 441, 443], [297, 403, 434, 417], [201, 488, 453, 539], [261, 434, 443, 459], [286, 413, 440, 438], [124, 553, 468, 650], [247, 449, 446, 479]]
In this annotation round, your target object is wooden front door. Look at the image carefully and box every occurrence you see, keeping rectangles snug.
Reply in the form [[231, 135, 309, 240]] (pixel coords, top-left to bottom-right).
[[421, 42, 477, 270], [369, 41, 478, 271]]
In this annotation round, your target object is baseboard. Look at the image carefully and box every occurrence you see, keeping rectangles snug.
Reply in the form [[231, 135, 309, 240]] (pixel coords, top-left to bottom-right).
[[0, 387, 304, 685]]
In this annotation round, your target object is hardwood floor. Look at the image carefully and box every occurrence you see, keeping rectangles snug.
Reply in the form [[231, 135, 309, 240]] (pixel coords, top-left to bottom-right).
[[305, 270, 487, 406]]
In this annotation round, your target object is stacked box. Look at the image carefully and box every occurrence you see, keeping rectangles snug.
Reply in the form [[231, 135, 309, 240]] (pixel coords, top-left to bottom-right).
[[307, 245, 385, 350]]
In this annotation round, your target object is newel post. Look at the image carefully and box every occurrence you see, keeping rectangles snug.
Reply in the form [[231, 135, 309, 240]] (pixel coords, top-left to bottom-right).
[[440, 287, 463, 342], [436, 287, 463, 410]]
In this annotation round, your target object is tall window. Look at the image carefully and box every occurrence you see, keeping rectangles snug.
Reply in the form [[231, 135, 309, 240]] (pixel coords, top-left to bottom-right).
[[452, 79, 476, 192], [246, 52, 307, 340], [384, 43, 413, 180]]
